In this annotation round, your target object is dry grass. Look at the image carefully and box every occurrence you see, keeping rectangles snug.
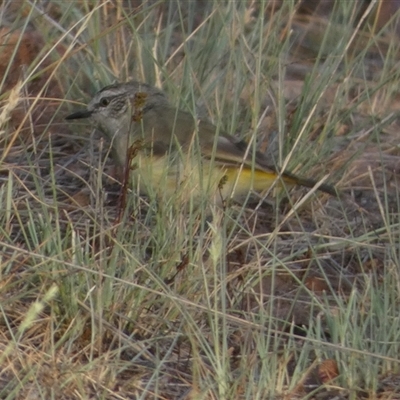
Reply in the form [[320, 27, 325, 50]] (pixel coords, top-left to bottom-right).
[[1, 1, 400, 399]]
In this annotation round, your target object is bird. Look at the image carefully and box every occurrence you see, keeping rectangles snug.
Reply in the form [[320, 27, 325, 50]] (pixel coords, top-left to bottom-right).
[[66, 81, 336, 205]]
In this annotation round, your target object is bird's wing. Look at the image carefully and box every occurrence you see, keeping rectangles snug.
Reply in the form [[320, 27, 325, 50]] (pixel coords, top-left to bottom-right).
[[138, 107, 336, 194]]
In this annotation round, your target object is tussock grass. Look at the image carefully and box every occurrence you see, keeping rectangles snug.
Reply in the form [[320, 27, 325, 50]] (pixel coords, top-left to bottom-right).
[[1, 1, 400, 399]]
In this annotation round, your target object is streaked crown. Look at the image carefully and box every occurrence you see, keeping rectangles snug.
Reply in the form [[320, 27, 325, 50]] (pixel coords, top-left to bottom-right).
[[86, 81, 168, 119]]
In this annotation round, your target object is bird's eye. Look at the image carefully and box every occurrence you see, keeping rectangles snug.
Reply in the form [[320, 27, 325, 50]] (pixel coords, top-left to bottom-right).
[[100, 97, 110, 107]]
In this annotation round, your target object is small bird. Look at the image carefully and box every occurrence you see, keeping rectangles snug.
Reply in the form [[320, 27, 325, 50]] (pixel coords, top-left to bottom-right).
[[66, 81, 336, 205]]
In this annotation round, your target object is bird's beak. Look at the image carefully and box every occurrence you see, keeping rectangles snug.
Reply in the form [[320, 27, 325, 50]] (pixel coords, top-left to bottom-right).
[[65, 109, 93, 120]]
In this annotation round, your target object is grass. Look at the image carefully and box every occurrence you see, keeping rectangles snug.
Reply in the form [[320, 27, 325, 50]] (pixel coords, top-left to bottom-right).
[[1, 0, 400, 399]]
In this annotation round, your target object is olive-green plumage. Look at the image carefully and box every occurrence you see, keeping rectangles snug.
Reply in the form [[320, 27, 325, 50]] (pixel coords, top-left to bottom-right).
[[66, 81, 336, 203]]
